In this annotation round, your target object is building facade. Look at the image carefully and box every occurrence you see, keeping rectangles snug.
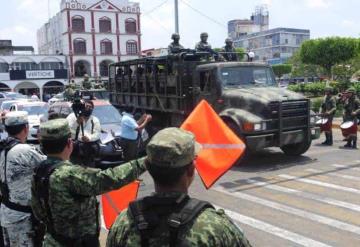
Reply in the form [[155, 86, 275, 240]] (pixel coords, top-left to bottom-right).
[[37, 0, 141, 82], [0, 54, 67, 99], [0, 40, 34, 56], [234, 28, 310, 64]]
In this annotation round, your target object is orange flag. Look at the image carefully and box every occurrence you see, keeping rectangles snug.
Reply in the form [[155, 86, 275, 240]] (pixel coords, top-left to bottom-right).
[[102, 180, 140, 229], [181, 100, 246, 189]]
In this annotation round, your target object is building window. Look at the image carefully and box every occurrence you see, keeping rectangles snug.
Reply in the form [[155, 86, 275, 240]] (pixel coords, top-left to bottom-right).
[[73, 39, 87, 55], [125, 18, 137, 33], [0, 63, 9, 73], [74, 60, 91, 77], [99, 17, 111, 32], [126, 40, 138, 55], [100, 40, 113, 55], [285, 39, 288, 44], [40, 62, 64, 70], [11, 62, 38, 70], [99, 60, 112, 77], [72, 16, 85, 32]]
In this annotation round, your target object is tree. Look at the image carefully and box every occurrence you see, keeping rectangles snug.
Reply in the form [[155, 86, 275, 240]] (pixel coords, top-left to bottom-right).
[[272, 64, 292, 79], [300, 37, 360, 78], [288, 50, 323, 78]]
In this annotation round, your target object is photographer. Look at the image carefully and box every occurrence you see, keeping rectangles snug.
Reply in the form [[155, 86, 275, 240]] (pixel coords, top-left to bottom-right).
[[66, 100, 101, 167]]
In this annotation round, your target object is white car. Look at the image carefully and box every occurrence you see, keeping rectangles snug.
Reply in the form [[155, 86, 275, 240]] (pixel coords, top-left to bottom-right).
[[9, 101, 49, 141], [48, 92, 64, 105]]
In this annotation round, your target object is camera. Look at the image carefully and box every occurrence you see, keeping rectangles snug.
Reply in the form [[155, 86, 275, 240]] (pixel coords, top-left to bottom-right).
[[71, 90, 86, 117]]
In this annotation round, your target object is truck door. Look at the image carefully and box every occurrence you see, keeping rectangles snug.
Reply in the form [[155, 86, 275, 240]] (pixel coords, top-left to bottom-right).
[[194, 69, 219, 107]]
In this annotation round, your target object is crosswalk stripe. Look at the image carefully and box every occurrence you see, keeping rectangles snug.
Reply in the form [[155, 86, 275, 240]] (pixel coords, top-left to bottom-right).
[[214, 186, 360, 235], [214, 204, 333, 247], [279, 174, 360, 195], [306, 168, 360, 181], [332, 164, 360, 172], [243, 179, 360, 213]]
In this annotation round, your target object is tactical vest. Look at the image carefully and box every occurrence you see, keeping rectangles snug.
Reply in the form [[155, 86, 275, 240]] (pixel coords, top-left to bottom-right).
[[0, 137, 32, 213], [128, 194, 214, 247], [33, 160, 99, 247]]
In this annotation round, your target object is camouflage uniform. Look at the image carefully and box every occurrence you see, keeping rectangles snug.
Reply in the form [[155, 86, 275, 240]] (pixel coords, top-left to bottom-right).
[[82, 74, 92, 90], [168, 33, 184, 54], [0, 111, 46, 246], [63, 85, 75, 101], [195, 33, 212, 52], [320, 87, 336, 145], [343, 88, 360, 148], [31, 119, 146, 247], [221, 38, 238, 61], [106, 128, 252, 247]]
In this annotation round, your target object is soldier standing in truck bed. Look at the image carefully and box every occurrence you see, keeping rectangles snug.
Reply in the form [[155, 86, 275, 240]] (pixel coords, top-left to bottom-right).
[[168, 33, 184, 54]]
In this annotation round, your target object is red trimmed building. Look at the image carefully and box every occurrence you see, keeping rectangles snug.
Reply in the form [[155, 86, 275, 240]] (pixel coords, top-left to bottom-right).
[[37, 0, 141, 82]]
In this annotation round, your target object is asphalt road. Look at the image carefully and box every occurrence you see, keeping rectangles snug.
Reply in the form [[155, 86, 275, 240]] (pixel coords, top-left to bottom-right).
[[100, 129, 360, 247]]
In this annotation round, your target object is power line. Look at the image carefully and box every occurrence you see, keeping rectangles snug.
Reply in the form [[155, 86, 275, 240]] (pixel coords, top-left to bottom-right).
[[143, 0, 170, 16], [180, 0, 227, 29]]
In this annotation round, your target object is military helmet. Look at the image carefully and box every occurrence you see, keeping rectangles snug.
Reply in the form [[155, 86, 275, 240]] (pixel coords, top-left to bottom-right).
[[171, 33, 180, 39], [346, 87, 356, 93], [200, 32, 208, 38], [5, 111, 28, 127], [39, 118, 71, 141], [324, 86, 333, 92], [83, 74, 89, 79], [225, 38, 233, 43]]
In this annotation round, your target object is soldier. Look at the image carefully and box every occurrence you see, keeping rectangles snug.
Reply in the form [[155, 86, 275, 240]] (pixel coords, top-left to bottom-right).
[[82, 74, 92, 90], [168, 33, 184, 54], [221, 38, 238, 61], [343, 87, 360, 148], [31, 119, 146, 246], [63, 84, 75, 101], [320, 86, 336, 145], [195, 32, 212, 52], [0, 111, 46, 246], [106, 127, 252, 247]]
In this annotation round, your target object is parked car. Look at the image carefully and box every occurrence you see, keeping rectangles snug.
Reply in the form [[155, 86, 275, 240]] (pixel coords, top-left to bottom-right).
[[9, 101, 49, 141], [48, 92, 65, 105]]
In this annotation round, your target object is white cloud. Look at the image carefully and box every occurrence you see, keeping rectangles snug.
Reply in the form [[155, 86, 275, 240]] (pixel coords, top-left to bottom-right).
[[305, 0, 331, 8], [261, 0, 272, 6], [341, 19, 355, 27]]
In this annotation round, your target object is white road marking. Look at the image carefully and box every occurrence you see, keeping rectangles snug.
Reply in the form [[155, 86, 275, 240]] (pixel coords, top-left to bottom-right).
[[214, 186, 360, 235], [332, 164, 360, 172], [214, 204, 333, 247], [306, 168, 360, 181], [306, 148, 340, 155], [242, 178, 360, 213], [279, 174, 360, 195]]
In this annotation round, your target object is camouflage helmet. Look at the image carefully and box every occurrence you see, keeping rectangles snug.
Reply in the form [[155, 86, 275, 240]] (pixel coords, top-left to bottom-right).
[[5, 111, 28, 126], [171, 33, 180, 40], [324, 86, 333, 93], [39, 118, 71, 141], [200, 32, 208, 38], [146, 127, 201, 168], [346, 87, 356, 93], [83, 74, 89, 79]]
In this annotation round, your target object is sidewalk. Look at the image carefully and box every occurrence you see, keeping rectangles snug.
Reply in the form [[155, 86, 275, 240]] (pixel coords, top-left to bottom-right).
[[332, 117, 360, 131]]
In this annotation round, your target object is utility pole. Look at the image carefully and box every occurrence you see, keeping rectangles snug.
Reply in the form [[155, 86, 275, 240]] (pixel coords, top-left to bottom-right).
[[174, 0, 179, 33]]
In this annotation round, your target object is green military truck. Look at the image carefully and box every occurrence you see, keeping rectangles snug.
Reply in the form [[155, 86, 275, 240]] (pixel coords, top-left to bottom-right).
[[108, 52, 320, 156]]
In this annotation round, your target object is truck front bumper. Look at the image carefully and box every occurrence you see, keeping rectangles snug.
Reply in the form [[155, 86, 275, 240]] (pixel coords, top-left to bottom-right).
[[245, 127, 320, 151]]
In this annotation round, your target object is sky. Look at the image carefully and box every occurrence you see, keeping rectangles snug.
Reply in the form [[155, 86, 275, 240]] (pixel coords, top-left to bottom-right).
[[0, 0, 359, 52]]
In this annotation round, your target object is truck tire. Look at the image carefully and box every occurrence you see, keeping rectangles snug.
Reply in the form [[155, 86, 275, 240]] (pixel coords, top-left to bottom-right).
[[280, 139, 312, 156]]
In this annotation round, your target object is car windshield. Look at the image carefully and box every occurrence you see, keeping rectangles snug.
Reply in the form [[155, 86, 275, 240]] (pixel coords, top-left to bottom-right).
[[220, 66, 276, 87], [93, 105, 121, 124], [20, 105, 48, 115], [5, 92, 27, 99], [1, 102, 15, 110]]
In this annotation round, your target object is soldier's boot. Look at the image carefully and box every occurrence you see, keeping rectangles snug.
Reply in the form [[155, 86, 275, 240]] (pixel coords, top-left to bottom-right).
[[328, 132, 333, 145], [352, 137, 357, 149], [321, 133, 329, 145], [344, 139, 352, 148]]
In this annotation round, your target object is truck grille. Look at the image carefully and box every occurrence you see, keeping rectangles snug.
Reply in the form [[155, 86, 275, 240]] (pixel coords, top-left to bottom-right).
[[269, 100, 309, 130]]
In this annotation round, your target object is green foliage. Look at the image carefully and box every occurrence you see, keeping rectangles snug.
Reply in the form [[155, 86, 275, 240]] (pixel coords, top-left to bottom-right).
[[300, 37, 360, 76], [310, 97, 323, 112], [235, 47, 245, 60], [272, 64, 292, 79], [213, 48, 222, 52], [288, 50, 322, 78]]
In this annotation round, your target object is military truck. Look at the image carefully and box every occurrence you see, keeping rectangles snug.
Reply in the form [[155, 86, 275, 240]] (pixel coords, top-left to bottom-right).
[[108, 52, 320, 156]]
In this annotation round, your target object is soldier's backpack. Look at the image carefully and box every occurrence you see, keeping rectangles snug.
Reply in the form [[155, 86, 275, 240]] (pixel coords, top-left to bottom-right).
[[0, 137, 32, 213], [128, 194, 214, 247]]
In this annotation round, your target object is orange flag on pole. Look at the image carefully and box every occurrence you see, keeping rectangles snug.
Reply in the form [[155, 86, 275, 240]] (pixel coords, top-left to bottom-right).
[[181, 100, 246, 189], [102, 180, 140, 229]]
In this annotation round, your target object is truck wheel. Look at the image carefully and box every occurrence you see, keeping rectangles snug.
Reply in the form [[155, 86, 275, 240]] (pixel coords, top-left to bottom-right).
[[280, 139, 312, 156]]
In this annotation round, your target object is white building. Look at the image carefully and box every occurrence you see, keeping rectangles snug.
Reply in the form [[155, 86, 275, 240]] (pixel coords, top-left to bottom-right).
[[37, 0, 141, 82], [0, 55, 68, 99]]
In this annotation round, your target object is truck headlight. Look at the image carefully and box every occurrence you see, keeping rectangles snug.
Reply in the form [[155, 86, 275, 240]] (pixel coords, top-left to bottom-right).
[[310, 116, 316, 124], [254, 122, 266, 131]]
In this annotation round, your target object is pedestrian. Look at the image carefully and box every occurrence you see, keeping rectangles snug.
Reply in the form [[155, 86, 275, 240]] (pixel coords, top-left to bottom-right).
[[106, 127, 252, 247], [320, 86, 336, 145], [31, 118, 147, 246], [119, 106, 152, 161], [0, 111, 46, 246], [342, 87, 360, 148], [31, 93, 39, 101]]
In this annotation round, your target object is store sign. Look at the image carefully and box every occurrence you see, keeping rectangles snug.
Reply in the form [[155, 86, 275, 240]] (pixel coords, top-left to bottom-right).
[[26, 70, 55, 79]]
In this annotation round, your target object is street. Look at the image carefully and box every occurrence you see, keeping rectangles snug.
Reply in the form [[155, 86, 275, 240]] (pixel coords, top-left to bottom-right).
[[101, 128, 360, 247]]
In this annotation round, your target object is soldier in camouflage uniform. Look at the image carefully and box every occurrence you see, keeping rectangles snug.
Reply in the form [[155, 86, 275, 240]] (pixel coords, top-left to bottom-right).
[[195, 32, 212, 52], [168, 33, 184, 54], [221, 38, 238, 61], [0, 111, 46, 246], [106, 127, 252, 247], [63, 84, 75, 101], [31, 119, 146, 246], [343, 87, 360, 148], [320, 86, 336, 145], [82, 74, 92, 90]]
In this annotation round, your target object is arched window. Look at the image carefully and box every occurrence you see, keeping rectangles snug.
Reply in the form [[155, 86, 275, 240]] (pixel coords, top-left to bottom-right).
[[74, 60, 91, 77], [100, 39, 113, 55], [73, 39, 87, 55], [125, 18, 137, 33], [126, 40, 138, 55], [72, 16, 85, 32], [99, 60, 113, 77], [99, 17, 111, 33], [0, 63, 9, 73]]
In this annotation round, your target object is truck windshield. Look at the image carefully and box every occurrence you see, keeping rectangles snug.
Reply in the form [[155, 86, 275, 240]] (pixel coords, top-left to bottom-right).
[[220, 66, 276, 87]]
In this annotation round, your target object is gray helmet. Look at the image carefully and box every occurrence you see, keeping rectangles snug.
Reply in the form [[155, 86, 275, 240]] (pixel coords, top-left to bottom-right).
[[200, 32, 208, 38], [171, 33, 180, 40]]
